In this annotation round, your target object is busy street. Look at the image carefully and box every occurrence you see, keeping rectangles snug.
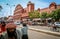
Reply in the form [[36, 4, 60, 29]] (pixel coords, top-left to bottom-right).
[[17, 24, 60, 39], [0, 0, 60, 39]]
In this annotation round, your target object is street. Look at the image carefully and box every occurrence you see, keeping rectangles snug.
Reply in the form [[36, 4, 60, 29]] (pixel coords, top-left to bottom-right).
[[28, 30, 60, 39], [17, 24, 60, 39], [0, 0, 60, 39]]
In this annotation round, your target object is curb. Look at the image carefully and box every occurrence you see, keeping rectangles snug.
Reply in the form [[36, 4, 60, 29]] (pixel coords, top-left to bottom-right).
[[29, 27, 60, 37]]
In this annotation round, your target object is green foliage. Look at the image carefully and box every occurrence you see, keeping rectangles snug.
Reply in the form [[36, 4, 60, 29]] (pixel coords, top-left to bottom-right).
[[41, 12, 47, 18], [4, 17, 8, 20], [29, 10, 40, 19], [51, 9, 60, 21], [47, 13, 51, 18], [29, 9, 60, 21]]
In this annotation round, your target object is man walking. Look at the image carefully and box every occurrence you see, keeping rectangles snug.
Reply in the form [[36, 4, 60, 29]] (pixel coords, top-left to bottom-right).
[[3, 23, 21, 39]]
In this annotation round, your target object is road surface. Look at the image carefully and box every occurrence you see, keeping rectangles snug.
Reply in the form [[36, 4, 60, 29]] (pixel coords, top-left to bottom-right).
[[17, 24, 60, 39], [28, 30, 60, 39]]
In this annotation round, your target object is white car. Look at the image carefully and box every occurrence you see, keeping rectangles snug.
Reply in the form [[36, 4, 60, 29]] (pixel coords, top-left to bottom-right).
[[54, 22, 60, 28], [14, 21, 20, 25]]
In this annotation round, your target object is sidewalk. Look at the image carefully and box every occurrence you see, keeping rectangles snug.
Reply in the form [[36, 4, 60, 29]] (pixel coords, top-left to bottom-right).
[[18, 24, 60, 37], [28, 25, 60, 32], [28, 26, 60, 37]]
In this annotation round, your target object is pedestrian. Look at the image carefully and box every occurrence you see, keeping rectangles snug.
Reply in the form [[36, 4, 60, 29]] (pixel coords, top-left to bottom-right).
[[3, 23, 21, 39], [52, 24, 57, 31], [0, 21, 5, 39], [21, 23, 28, 39], [0, 23, 2, 34], [1, 21, 6, 32]]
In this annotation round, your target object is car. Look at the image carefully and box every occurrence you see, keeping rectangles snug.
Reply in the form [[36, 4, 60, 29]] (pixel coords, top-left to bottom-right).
[[54, 22, 60, 28], [48, 23, 52, 26], [31, 21, 36, 25], [14, 21, 20, 25]]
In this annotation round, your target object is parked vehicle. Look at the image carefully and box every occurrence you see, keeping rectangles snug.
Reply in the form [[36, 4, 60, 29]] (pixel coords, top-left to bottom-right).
[[48, 23, 52, 27], [54, 22, 60, 28], [14, 21, 20, 25]]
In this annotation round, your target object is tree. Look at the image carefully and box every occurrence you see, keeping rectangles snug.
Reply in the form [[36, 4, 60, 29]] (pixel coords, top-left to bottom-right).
[[47, 13, 52, 18], [51, 9, 60, 21], [4, 17, 8, 20], [0, 5, 3, 11], [40, 12, 47, 19], [29, 10, 40, 19]]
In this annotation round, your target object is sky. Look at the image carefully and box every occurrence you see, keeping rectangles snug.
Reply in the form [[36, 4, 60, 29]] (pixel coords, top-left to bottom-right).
[[0, 0, 60, 17]]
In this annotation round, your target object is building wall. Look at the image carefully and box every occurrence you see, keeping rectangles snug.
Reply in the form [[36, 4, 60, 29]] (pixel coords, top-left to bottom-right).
[[13, 1, 60, 21], [13, 1, 34, 21], [27, 1, 34, 12], [57, 5, 60, 9], [40, 2, 60, 14]]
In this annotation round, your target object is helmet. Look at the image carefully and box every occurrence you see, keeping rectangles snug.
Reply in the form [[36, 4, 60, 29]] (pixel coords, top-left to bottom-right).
[[5, 23, 16, 29]]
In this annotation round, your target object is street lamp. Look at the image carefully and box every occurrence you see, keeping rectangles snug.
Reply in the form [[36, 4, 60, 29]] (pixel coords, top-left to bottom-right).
[[0, 5, 3, 17], [0, 5, 3, 11], [6, 3, 15, 16]]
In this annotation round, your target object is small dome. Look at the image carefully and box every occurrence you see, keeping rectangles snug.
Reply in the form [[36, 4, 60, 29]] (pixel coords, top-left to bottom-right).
[[28, 1, 34, 4], [50, 2, 56, 5], [49, 2, 56, 6], [37, 8, 40, 12], [49, 2, 56, 8], [16, 4, 23, 8], [38, 8, 40, 10], [28, 1, 32, 4]]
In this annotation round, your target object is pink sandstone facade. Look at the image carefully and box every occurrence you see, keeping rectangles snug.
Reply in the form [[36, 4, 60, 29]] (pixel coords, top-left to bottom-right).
[[13, 1, 60, 21], [40, 2, 60, 13], [13, 1, 34, 21]]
